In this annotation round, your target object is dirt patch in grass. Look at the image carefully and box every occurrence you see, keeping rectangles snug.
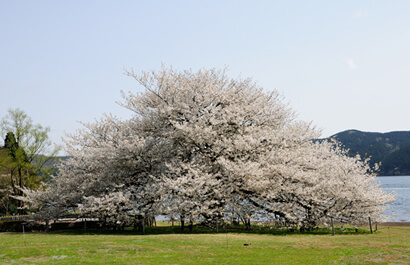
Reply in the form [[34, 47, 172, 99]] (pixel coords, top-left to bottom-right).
[[296, 241, 339, 249], [195, 245, 211, 249], [100, 241, 133, 248], [12, 255, 51, 264], [100, 244, 122, 248], [178, 245, 211, 249], [341, 250, 409, 264], [9, 245, 59, 249]]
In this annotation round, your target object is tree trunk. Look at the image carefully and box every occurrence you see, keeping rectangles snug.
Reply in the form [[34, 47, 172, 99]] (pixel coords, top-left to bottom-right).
[[180, 216, 185, 232], [188, 219, 193, 232], [331, 217, 335, 236], [369, 217, 373, 234], [18, 167, 23, 215]]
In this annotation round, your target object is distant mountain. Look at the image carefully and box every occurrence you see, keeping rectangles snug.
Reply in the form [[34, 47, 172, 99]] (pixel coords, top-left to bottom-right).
[[329, 130, 410, 176]]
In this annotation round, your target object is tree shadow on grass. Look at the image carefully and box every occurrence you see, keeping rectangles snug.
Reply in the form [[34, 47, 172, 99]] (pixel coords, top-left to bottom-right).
[[42, 224, 371, 236]]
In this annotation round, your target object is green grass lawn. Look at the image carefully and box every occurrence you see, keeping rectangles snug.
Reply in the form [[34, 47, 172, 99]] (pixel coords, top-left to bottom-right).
[[0, 224, 409, 264]]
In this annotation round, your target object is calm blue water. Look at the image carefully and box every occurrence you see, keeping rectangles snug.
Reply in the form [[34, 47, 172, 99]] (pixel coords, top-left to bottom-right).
[[377, 176, 410, 222]]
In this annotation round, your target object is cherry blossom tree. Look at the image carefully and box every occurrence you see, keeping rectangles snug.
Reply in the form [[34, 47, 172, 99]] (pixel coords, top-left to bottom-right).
[[22, 67, 394, 230]]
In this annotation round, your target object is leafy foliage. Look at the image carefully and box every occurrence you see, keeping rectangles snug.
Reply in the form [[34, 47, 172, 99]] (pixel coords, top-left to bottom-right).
[[0, 109, 60, 215]]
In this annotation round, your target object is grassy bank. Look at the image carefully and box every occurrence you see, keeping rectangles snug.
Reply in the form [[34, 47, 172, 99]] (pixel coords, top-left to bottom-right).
[[0, 224, 409, 264]]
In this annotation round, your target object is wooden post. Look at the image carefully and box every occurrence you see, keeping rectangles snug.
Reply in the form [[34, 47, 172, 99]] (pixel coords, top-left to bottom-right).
[[22, 223, 26, 246], [368, 217, 373, 234], [180, 216, 185, 232], [331, 217, 335, 236]]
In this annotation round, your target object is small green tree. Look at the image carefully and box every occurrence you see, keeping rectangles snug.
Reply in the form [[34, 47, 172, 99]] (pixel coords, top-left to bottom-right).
[[0, 108, 60, 215], [4, 132, 20, 158]]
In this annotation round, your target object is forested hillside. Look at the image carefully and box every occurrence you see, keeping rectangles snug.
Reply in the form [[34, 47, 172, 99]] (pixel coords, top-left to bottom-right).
[[330, 130, 410, 176]]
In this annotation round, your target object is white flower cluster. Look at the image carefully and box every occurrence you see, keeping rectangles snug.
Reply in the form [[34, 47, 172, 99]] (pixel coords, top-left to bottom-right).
[[22, 67, 395, 229]]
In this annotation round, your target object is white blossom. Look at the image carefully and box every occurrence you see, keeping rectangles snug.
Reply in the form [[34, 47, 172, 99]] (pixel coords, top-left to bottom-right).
[[22, 67, 395, 229]]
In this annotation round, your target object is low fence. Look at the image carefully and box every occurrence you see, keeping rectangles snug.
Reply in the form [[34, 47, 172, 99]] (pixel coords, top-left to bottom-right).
[[0, 216, 100, 232]]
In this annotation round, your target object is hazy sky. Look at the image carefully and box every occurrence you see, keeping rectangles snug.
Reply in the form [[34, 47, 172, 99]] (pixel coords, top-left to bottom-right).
[[1, 1, 409, 150]]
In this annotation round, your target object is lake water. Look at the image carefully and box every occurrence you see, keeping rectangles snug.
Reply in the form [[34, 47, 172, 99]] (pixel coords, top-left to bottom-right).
[[159, 176, 409, 222], [377, 175, 410, 222]]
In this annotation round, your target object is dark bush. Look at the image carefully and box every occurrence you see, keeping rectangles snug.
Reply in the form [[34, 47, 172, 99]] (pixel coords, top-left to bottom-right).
[[0, 220, 25, 232], [51, 221, 100, 230]]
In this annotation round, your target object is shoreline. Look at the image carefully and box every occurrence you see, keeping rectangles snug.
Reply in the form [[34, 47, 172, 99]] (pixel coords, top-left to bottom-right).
[[378, 222, 410, 226]]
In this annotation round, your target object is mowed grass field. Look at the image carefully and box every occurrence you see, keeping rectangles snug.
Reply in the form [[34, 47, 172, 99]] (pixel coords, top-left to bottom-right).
[[0, 223, 409, 264]]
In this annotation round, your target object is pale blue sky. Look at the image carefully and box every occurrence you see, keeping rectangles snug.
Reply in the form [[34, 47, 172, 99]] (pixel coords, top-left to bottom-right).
[[1, 1, 409, 150]]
